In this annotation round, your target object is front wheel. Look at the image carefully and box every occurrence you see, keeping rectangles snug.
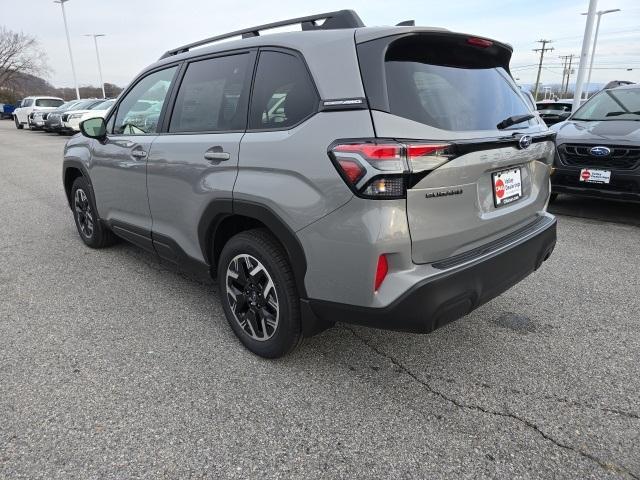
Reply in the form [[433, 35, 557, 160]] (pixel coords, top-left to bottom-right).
[[14, 117, 23, 129], [218, 229, 302, 358]]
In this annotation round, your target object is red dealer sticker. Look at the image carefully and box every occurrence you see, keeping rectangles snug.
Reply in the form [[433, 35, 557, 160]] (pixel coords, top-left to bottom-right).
[[495, 178, 505, 199], [581, 170, 591, 181]]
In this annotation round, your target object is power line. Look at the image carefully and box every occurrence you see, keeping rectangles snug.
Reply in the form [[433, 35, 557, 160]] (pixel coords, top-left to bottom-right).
[[533, 39, 554, 100]]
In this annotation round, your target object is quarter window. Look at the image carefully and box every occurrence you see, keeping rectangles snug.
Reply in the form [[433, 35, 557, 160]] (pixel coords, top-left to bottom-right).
[[113, 66, 177, 135], [169, 53, 252, 133], [249, 51, 318, 130]]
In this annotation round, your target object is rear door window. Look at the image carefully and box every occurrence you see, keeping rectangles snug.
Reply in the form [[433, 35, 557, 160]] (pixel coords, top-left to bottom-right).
[[169, 53, 252, 133], [35, 98, 64, 108], [248, 51, 318, 130]]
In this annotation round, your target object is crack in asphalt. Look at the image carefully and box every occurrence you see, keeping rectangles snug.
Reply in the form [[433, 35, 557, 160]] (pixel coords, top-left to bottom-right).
[[341, 325, 639, 480]]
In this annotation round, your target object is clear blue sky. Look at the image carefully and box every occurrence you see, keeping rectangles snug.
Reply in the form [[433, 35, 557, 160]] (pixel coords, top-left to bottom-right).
[[6, 0, 640, 88]]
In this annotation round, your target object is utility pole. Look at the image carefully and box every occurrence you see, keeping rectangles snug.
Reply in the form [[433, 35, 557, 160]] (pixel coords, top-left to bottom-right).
[[85, 34, 106, 98], [559, 55, 570, 95], [533, 40, 554, 101], [564, 54, 575, 97], [573, 0, 598, 112], [54, 0, 80, 100]]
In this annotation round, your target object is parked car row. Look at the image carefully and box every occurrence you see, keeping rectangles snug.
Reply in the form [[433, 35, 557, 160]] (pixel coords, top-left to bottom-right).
[[11, 96, 114, 134]]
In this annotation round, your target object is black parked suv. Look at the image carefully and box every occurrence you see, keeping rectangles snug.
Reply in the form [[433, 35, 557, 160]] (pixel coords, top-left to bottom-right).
[[551, 84, 640, 203]]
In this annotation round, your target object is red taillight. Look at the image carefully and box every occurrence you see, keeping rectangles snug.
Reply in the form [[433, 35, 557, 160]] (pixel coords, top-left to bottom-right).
[[406, 144, 449, 159], [467, 37, 493, 48], [334, 144, 401, 160], [329, 140, 453, 198], [338, 159, 365, 184], [374, 254, 388, 292]]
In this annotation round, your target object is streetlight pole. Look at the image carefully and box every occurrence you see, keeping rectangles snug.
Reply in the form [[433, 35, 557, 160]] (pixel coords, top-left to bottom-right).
[[85, 34, 106, 98], [572, 0, 598, 113], [581, 8, 621, 99], [54, 0, 80, 100]]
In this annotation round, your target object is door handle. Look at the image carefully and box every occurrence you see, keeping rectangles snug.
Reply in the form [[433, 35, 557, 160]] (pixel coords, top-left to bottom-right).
[[131, 149, 147, 159], [204, 147, 230, 162]]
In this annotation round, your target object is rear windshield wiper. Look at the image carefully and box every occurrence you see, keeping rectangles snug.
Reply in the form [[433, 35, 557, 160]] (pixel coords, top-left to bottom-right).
[[496, 113, 535, 130]]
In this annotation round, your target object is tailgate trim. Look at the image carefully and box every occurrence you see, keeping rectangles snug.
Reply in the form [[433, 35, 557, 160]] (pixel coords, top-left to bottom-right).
[[432, 215, 552, 270]]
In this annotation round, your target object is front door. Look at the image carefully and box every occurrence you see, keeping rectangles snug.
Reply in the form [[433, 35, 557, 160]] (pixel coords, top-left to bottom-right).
[[89, 66, 179, 249]]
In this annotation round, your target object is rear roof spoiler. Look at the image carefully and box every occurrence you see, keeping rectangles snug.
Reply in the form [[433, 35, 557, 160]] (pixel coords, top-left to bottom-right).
[[159, 10, 365, 59]]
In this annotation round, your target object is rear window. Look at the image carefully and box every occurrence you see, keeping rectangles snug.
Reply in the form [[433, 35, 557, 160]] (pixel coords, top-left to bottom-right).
[[537, 103, 572, 112], [361, 34, 531, 131], [248, 51, 318, 130], [35, 99, 63, 107]]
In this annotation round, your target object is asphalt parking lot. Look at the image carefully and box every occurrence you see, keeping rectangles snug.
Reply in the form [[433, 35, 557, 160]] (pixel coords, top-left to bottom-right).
[[1, 120, 639, 479]]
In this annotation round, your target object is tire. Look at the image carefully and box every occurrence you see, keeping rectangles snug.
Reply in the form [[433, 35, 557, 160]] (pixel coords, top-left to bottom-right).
[[14, 117, 23, 129], [549, 193, 558, 203], [70, 176, 116, 248], [218, 229, 302, 358]]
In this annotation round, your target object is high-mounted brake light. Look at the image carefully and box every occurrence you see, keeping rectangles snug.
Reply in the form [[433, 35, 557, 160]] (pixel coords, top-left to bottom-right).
[[329, 140, 454, 199], [467, 37, 493, 48], [374, 254, 388, 292]]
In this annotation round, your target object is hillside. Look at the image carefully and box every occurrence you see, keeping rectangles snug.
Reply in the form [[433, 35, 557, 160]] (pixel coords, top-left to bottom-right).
[[0, 71, 122, 104]]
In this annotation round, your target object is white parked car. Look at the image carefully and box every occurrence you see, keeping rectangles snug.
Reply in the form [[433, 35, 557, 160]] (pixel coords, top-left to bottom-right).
[[68, 99, 116, 132], [13, 96, 64, 129], [59, 99, 109, 134]]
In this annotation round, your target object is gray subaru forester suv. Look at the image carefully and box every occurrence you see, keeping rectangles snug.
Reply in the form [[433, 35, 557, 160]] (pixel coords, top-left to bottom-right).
[[63, 10, 556, 358]]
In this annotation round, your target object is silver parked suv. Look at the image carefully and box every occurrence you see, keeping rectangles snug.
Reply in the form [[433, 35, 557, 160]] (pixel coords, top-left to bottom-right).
[[63, 10, 557, 358]]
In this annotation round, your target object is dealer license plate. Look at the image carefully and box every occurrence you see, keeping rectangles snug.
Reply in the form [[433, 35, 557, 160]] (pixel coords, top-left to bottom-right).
[[579, 168, 611, 184], [492, 167, 523, 207]]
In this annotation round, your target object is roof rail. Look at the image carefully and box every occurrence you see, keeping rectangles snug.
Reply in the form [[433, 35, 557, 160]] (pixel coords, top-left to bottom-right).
[[159, 10, 365, 59]]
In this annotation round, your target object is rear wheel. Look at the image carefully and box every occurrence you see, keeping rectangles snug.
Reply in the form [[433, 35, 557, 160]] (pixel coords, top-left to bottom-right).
[[71, 176, 116, 248], [14, 117, 23, 129], [218, 229, 302, 358]]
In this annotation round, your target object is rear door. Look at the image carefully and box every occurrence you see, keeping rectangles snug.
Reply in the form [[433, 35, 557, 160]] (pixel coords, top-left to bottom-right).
[[146, 51, 255, 264], [357, 31, 554, 264]]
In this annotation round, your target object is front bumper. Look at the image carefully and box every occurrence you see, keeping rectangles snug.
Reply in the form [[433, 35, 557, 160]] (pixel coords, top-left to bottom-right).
[[61, 118, 82, 132], [308, 215, 557, 333], [552, 166, 640, 202]]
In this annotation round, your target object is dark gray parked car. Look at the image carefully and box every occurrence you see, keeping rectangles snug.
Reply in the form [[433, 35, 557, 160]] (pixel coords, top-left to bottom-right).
[[551, 84, 640, 203], [63, 10, 556, 357]]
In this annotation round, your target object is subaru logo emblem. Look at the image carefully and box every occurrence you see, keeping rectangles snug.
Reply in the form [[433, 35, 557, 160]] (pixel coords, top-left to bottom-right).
[[518, 135, 532, 149], [590, 146, 611, 156]]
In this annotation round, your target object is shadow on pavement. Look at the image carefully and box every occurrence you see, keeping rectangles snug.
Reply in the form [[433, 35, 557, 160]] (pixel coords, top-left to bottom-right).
[[549, 194, 640, 226]]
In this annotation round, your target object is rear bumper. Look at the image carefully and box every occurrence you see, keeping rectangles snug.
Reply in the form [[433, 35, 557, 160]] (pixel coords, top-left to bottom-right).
[[552, 167, 640, 202], [308, 215, 556, 333]]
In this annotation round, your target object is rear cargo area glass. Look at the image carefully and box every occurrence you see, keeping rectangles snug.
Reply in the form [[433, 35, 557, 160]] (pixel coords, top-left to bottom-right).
[[381, 35, 530, 131]]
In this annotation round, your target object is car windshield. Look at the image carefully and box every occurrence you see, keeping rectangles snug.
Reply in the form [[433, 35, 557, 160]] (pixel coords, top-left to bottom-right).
[[59, 101, 81, 111], [68, 100, 99, 111], [537, 103, 572, 112], [572, 88, 640, 121], [35, 98, 63, 107], [88, 100, 109, 110], [91, 99, 115, 110]]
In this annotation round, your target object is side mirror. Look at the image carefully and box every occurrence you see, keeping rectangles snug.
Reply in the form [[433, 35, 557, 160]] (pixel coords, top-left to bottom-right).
[[80, 117, 107, 140]]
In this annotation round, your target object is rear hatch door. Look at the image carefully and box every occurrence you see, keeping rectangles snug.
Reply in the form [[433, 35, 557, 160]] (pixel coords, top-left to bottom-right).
[[357, 30, 554, 264]]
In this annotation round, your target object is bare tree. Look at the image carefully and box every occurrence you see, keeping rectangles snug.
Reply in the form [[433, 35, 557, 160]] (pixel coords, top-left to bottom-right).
[[0, 27, 49, 89]]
